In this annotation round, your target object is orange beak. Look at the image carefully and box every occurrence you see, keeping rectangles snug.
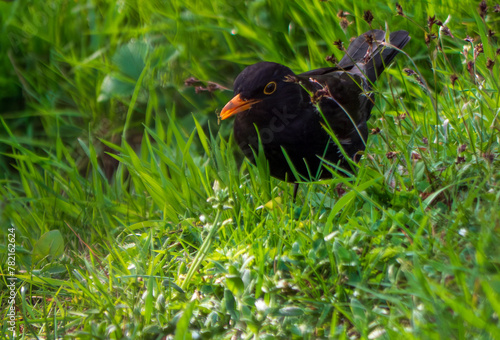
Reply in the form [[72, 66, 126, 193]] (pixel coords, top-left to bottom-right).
[[220, 94, 261, 120]]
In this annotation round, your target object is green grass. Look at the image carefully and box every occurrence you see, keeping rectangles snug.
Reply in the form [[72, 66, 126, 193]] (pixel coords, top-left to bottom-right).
[[1, 0, 500, 338]]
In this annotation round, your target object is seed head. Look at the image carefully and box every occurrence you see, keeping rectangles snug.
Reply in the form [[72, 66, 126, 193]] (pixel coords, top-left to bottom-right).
[[479, 0, 488, 19], [363, 10, 374, 25], [396, 2, 404, 16]]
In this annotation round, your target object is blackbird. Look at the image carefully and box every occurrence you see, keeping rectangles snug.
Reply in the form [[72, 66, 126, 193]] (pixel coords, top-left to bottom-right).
[[221, 29, 410, 185]]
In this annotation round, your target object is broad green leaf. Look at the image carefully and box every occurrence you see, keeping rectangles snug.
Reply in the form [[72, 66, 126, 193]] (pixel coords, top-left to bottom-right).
[[32, 230, 64, 262]]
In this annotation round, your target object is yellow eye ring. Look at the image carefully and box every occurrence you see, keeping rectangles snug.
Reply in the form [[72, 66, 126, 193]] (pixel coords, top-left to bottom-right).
[[263, 81, 277, 95]]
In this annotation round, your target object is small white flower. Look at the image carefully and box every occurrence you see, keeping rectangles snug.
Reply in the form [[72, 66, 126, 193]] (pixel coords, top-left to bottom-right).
[[368, 328, 386, 339], [443, 119, 450, 141], [212, 180, 221, 192], [255, 298, 268, 312]]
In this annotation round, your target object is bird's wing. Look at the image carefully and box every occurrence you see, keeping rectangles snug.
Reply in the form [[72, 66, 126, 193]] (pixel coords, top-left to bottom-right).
[[340, 30, 410, 83], [300, 30, 410, 83], [310, 71, 373, 137], [337, 29, 386, 69], [298, 66, 340, 77]]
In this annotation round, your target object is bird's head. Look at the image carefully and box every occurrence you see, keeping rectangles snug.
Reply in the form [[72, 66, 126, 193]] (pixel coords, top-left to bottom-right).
[[220, 62, 298, 120]]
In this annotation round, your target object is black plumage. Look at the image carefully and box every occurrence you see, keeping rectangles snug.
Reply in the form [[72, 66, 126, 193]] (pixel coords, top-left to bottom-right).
[[221, 30, 410, 182]]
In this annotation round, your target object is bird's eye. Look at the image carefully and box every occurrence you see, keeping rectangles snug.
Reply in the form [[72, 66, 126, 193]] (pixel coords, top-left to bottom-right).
[[263, 81, 277, 95]]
